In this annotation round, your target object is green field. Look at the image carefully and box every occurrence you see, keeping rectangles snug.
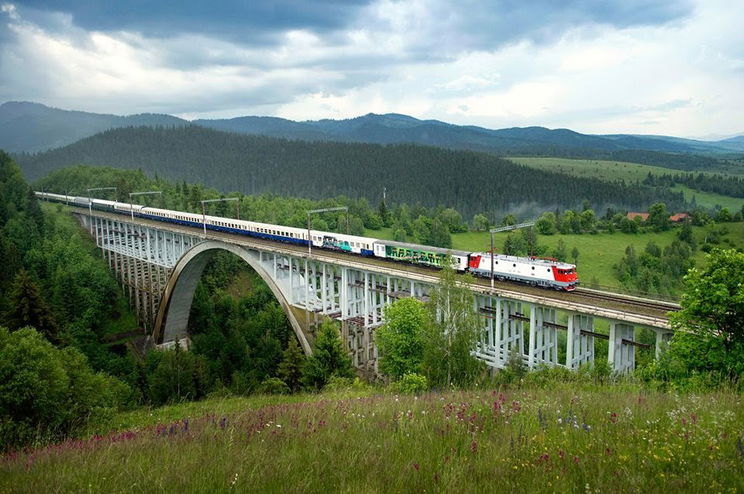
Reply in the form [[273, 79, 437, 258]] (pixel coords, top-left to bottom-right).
[[671, 184, 744, 211], [366, 223, 744, 292], [508, 157, 744, 211], [3, 386, 742, 493], [507, 157, 673, 182]]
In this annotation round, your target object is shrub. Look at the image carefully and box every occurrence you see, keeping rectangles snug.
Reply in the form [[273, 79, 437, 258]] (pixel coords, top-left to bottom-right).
[[0, 327, 128, 450], [395, 373, 429, 394], [256, 377, 290, 395]]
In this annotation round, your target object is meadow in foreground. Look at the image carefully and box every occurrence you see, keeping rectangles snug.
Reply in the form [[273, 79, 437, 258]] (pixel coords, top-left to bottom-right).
[[2, 386, 742, 493]]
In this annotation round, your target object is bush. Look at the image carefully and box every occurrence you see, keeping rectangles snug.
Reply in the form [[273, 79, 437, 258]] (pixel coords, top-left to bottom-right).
[[256, 377, 290, 395], [0, 327, 128, 450], [323, 376, 371, 393], [522, 365, 577, 387], [302, 320, 354, 390], [395, 373, 429, 394]]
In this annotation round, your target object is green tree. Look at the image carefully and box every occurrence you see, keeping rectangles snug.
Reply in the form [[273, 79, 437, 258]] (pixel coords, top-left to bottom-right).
[[437, 208, 466, 233], [714, 208, 732, 223], [471, 214, 489, 231], [421, 260, 482, 387], [669, 249, 744, 351], [535, 212, 556, 235], [147, 342, 210, 405], [521, 227, 539, 256], [580, 209, 596, 232], [378, 200, 390, 227], [278, 337, 306, 393], [647, 202, 670, 232], [552, 238, 568, 262], [376, 298, 428, 379], [392, 226, 407, 242], [0, 327, 128, 450], [428, 219, 452, 248], [302, 319, 354, 390], [571, 247, 580, 265], [4, 269, 58, 341], [500, 214, 516, 227]]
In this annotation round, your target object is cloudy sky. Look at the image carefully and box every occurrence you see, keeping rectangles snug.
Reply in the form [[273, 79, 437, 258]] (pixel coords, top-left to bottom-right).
[[1, 0, 742, 137]]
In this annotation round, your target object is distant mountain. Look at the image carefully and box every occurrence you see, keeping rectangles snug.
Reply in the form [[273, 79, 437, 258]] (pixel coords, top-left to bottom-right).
[[198, 112, 742, 157], [716, 135, 744, 152], [2, 101, 742, 160], [0, 101, 188, 152]]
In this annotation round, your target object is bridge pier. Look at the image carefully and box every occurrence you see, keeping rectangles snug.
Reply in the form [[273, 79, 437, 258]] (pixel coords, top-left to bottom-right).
[[609, 322, 635, 374], [566, 314, 595, 369]]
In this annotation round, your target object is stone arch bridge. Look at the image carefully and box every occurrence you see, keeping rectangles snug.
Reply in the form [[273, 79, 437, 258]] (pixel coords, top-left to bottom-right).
[[74, 208, 678, 376]]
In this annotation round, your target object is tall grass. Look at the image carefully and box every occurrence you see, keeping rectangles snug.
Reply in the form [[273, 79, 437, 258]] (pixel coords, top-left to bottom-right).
[[2, 385, 742, 493]]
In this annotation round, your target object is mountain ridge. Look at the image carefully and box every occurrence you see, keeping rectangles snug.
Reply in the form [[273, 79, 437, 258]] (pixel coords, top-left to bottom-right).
[[2, 100, 742, 155]]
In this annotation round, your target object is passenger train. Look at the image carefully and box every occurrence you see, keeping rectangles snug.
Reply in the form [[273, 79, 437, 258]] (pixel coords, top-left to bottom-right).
[[36, 192, 580, 291]]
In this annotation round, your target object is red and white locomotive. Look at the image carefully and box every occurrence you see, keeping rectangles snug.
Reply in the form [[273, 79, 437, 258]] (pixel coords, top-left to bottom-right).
[[467, 253, 579, 291]]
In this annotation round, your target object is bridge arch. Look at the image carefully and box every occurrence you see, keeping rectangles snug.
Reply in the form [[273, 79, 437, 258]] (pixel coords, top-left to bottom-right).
[[151, 241, 311, 355]]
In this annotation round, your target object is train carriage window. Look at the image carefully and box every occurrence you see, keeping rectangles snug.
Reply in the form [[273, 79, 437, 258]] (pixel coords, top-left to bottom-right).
[[513, 264, 516, 267], [547, 269, 551, 272], [532, 267, 535, 270]]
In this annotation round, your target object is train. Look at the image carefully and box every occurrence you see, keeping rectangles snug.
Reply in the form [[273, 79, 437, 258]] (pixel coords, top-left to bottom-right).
[[36, 192, 580, 291]]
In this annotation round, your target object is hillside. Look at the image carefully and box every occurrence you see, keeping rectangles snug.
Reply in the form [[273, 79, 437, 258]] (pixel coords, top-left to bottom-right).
[[0, 101, 188, 152], [2, 102, 741, 171], [15, 126, 685, 218], [3, 388, 743, 492]]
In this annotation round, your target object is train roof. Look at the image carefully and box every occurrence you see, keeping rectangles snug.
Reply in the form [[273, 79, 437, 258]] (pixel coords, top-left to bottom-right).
[[375, 239, 470, 257], [481, 253, 576, 269]]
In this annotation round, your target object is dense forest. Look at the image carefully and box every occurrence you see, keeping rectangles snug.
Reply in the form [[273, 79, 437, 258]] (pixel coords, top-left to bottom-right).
[[0, 153, 346, 449], [16, 126, 686, 218], [643, 172, 744, 198]]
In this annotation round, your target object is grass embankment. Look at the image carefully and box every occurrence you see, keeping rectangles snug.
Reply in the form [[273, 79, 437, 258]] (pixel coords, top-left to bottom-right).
[[368, 223, 744, 292], [508, 156, 744, 211], [2, 387, 742, 493]]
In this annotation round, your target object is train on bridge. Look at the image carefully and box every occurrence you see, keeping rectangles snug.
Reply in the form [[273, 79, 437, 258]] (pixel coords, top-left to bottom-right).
[[37, 192, 580, 291]]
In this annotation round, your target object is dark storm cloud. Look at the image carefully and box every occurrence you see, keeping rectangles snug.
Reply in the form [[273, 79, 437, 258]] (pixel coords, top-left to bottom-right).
[[12, 0, 693, 50], [11, 1, 373, 43], [398, 0, 695, 56]]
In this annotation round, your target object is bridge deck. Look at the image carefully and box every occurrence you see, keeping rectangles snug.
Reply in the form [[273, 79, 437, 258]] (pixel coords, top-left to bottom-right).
[[71, 207, 677, 329]]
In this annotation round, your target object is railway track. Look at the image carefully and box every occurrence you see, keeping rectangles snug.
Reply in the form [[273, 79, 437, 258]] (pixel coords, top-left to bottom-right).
[[574, 287, 680, 312]]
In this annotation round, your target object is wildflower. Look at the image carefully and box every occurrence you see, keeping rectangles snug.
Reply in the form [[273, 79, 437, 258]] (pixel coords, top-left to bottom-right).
[[609, 412, 618, 423], [412, 463, 420, 471], [470, 440, 478, 453]]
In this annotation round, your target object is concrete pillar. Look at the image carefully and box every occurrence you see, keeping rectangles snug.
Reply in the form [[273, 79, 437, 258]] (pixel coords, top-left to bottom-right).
[[609, 322, 635, 374]]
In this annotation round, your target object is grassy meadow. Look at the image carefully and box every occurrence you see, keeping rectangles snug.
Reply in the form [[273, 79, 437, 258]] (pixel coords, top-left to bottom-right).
[[3, 386, 742, 493], [508, 156, 744, 211]]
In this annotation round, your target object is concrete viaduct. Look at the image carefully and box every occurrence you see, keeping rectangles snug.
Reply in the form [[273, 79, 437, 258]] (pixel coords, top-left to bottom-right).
[[73, 207, 679, 376]]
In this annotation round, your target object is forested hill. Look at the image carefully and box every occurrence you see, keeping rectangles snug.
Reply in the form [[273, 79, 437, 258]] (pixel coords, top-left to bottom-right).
[[15, 125, 684, 217], [0, 101, 187, 153]]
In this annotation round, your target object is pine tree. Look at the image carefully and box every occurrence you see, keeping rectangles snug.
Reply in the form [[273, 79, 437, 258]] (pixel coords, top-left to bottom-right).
[[302, 319, 354, 390], [278, 337, 306, 393], [4, 269, 58, 341]]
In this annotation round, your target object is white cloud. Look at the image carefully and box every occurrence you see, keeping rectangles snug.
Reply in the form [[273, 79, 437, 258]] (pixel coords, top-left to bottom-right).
[[0, 0, 741, 136]]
